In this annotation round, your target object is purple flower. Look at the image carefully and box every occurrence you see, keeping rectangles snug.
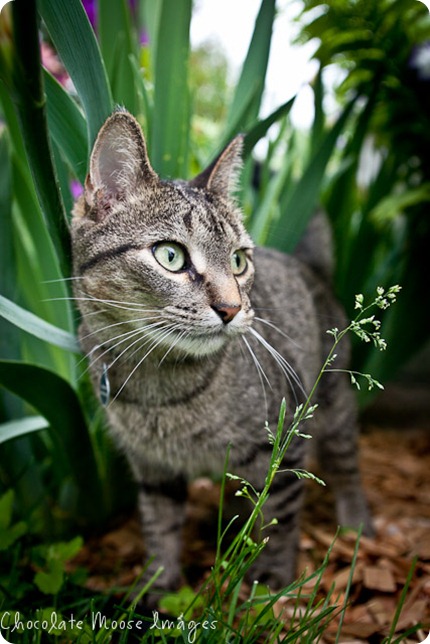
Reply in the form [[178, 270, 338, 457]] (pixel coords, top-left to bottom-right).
[[82, 0, 96, 29]]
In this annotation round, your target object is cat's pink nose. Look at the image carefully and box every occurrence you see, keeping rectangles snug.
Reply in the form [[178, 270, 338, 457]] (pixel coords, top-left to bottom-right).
[[212, 303, 242, 324]]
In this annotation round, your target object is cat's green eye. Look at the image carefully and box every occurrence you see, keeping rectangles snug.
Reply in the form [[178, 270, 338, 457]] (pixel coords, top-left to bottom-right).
[[231, 250, 248, 276], [153, 242, 187, 272]]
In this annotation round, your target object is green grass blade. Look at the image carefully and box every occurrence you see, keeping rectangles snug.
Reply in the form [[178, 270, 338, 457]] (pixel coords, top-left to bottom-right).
[[0, 360, 104, 526], [0, 295, 79, 354], [266, 96, 357, 251], [44, 70, 88, 185], [225, 0, 276, 131], [38, 0, 113, 147], [335, 527, 362, 643], [0, 416, 49, 444], [383, 557, 418, 643], [150, 0, 192, 178]]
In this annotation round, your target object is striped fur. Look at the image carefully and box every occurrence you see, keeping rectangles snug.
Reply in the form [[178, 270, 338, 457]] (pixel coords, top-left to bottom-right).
[[71, 110, 372, 592]]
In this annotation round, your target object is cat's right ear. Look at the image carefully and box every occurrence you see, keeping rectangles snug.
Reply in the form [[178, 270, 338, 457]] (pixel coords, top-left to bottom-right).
[[85, 110, 158, 217]]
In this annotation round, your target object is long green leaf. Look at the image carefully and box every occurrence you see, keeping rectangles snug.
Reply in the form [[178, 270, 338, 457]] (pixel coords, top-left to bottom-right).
[[0, 82, 74, 357], [6, 1, 71, 277], [0, 361, 104, 525], [369, 184, 430, 224], [44, 70, 88, 185], [150, 0, 192, 177], [249, 155, 292, 244], [266, 96, 357, 251], [0, 132, 14, 313], [0, 95, 72, 322], [243, 96, 296, 158], [11, 158, 73, 338], [0, 416, 49, 444], [0, 295, 79, 354], [219, 82, 260, 154], [225, 0, 276, 131], [310, 66, 325, 153], [129, 52, 153, 131], [0, 129, 23, 419], [141, 1, 162, 78], [325, 90, 378, 292], [98, 0, 138, 114], [38, 0, 113, 147]]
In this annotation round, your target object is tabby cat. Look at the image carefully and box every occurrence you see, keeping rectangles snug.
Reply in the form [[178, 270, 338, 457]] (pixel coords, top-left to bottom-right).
[[71, 109, 372, 592]]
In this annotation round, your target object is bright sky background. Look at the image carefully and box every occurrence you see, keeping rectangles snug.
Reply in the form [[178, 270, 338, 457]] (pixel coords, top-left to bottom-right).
[[190, 0, 320, 128]]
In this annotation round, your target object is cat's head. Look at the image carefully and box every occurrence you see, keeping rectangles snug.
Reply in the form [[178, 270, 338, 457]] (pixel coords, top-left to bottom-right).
[[72, 109, 255, 360]]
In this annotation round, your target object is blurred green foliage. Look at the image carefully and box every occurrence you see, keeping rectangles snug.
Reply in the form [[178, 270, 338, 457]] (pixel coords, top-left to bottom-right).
[[296, 0, 430, 393]]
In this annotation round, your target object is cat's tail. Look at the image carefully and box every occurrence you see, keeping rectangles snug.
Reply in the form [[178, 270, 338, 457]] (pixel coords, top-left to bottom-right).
[[293, 210, 335, 282]]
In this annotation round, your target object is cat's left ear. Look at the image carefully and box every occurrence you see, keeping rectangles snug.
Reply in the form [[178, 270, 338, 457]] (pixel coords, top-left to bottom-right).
[[189, 135, 243, 197]]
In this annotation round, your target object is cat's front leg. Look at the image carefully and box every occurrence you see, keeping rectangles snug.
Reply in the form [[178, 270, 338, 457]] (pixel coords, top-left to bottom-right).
[[136, 473, 188, 594]]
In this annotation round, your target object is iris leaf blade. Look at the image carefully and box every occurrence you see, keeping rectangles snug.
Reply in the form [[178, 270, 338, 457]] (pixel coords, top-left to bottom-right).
[[38, 0, 113, 147], [0, 295, 80, 354]]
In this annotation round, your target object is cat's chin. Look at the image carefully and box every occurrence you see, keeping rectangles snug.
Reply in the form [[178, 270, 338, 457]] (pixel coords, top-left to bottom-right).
[[170, 332, 229, 358], [159, 325, 250, 359]]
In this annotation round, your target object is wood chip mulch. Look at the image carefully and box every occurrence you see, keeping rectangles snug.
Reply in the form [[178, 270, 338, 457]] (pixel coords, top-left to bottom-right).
[[72, 423, 430, 642], [296, 427, 430, 642]]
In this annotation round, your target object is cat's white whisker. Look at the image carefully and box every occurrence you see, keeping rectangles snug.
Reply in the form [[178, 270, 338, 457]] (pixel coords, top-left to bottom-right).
[[46, 294, 157, 313], [43, 276, 85, 284], [112, 324, 181, 403], [241, 335, 270, 416], [158, 329, 190, 366], [81, 327, 147, 372], [101, 324, 173, 375], [82, 321, 167, 373], [248, 327, 307, 404], [115, 322, 181, 367], [254, 316, 303, 350], [80, 315, 162, 341], [82, 293, 157, 310]]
